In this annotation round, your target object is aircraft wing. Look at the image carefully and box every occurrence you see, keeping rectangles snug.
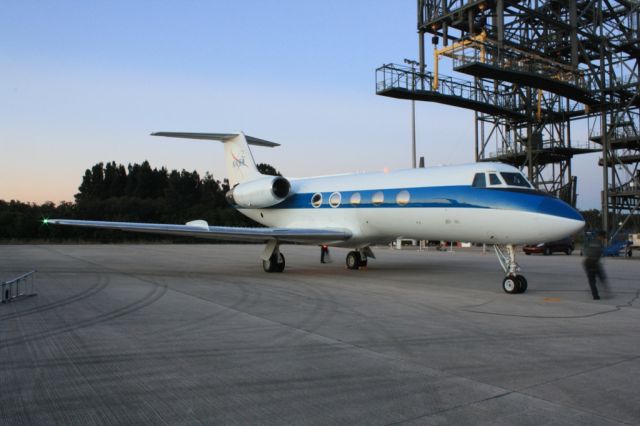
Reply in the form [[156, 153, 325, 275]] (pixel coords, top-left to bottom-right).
[[46, 219, 351, 244]]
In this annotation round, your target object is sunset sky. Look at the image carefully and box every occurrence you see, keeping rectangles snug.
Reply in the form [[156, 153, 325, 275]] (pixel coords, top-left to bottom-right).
[[1, 1, 602, 208]]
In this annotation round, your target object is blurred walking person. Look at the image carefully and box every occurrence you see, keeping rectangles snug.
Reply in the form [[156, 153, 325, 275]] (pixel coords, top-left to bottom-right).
[[583, 231, 608, 300]]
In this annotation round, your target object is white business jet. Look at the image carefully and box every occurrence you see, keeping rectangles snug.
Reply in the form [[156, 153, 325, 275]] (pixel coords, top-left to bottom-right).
[[49, 132, 585, 294]]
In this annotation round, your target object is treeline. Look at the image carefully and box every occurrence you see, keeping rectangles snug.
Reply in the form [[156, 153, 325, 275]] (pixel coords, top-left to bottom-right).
[[1, 161, 279, 242], [0, 161, 611, 242]]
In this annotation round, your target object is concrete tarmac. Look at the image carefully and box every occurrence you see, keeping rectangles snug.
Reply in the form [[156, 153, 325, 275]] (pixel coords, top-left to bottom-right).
[[1, 244, 639, 425]]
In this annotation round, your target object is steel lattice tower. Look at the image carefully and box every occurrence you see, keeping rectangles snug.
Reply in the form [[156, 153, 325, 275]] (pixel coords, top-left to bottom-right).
[[377, 0, 640, 238]]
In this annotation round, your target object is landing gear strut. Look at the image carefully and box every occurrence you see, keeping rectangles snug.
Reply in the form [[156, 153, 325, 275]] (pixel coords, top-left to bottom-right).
[[346, 250, 367, 269], [494, 244, 527, 294]]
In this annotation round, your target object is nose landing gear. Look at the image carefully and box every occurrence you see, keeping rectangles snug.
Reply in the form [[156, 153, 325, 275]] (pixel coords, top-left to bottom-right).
[[502, 274, 528, 294], [495, 244, 528, 294]]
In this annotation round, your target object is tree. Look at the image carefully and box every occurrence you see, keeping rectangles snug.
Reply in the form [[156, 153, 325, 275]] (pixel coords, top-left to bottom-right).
[[104, 161, 126, 197], [166, 169, 201, 208], [257, 163, 281, 176], [76, 162, 106, 201], [1, 160, 280, 241]]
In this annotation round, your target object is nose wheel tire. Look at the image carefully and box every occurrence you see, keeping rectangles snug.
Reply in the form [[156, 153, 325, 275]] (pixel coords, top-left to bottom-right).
[[503, 276, 518, 294], [502, 275, 527, 294], [346, 251, 364, 270], [263, 253, 285, 273], [516, 275, 527, 293]]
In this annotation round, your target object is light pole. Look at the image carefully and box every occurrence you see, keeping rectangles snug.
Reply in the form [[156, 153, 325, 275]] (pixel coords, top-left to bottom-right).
[[404, 59, 419, 168]]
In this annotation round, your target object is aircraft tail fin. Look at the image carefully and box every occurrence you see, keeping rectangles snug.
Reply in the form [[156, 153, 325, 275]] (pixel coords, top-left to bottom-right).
[[151, 132, 279, 186]]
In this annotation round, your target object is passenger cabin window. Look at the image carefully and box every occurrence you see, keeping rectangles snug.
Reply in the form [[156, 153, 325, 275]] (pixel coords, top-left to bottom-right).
[[472, 173, 486, 188], [396, 190, 410, 206], [350, 192, 361, 206], [500, 172, 532, 188], [371, 191, 384, 206], [489, 173, 502, 186], [311, 193, 322, 208], [329, 192, 341, 208]]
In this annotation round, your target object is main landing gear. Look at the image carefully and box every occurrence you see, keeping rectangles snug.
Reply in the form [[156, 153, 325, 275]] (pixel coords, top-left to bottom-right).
[[262, 240, 285, 273], [346, 251, 367, 269], [263, 252, 285, 273], [261, 243, 374, 273], [494, 244, 528, 294], [345, 247, 374, 270]]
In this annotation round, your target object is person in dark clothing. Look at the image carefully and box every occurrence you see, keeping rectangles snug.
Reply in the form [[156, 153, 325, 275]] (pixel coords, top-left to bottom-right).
[[320, 245, 330, 263], [583, 231, 608, 300]]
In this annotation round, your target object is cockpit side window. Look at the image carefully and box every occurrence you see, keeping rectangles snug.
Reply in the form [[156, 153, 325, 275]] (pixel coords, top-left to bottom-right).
[[472, 173, 486, 188], [489, 173, 502, 185], [500, 172, 532, 188]]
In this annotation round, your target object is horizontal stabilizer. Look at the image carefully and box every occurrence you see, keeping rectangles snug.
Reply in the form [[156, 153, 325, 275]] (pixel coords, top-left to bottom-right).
[[151, 132, 279, 147]]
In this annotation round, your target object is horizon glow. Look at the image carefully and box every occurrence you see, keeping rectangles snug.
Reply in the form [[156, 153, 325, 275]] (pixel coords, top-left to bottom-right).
[[0, 1, 603, 209]]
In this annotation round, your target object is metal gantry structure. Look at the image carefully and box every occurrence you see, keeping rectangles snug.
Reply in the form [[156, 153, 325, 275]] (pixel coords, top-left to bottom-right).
[[377, 0, 640, 237]]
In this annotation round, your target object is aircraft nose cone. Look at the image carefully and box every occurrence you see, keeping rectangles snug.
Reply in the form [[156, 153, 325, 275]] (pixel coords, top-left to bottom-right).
[[537, 196, 585, 234], [566, 215, 586, 235]]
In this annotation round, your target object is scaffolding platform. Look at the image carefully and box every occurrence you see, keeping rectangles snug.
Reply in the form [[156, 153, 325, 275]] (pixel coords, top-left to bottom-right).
[[376, 64, 526, 120], [482, 145, 601, 167], [590, 135, 640, 150], [541, 108, 588, 123], [599, 154, 640, 167], [454, 62, 599, 105], [607, 86, 640, 108], [609, 190, 640, 200], [377, 87, 528, 119]]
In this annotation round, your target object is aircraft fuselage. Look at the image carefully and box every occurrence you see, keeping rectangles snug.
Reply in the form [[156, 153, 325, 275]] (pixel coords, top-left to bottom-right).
[[240, 162, 584, 248]]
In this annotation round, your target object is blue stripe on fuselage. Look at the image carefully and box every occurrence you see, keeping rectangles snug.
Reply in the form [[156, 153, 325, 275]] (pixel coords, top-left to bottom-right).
[[267, 185, 583, 221]]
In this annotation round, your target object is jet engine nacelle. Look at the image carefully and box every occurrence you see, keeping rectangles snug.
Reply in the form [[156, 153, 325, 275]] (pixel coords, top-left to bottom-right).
[[226, 176, 292, 208]]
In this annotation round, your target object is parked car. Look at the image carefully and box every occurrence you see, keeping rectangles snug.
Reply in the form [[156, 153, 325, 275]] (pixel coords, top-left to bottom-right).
[[523, 238, 574, 255]]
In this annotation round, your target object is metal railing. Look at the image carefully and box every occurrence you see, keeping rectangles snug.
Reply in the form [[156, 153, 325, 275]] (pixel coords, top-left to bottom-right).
[[489, 139, 601, 158], [448, 39, 592, 91], [609, 179, 640, 193], [1, 271, 37, 303], [376, 63, 526, 114]]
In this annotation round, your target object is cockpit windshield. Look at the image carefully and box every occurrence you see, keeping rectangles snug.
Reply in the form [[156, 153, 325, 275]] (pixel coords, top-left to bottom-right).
[[489, 173, 502, 185], [500, 172, 532, 188], [472, 173, 486, 188]]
